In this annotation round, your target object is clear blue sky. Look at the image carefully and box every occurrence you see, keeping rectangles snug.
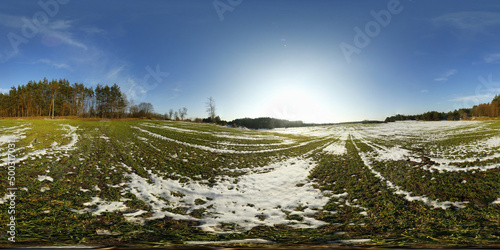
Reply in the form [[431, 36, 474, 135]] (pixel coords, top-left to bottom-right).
[[1, 0, 500, 123]]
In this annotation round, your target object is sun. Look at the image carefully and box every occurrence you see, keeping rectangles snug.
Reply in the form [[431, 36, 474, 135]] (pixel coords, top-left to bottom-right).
[[263, 88, 328, 123]]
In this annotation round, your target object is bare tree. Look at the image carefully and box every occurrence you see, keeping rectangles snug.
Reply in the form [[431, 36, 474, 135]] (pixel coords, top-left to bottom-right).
[[174, 111, 179, 121], [179, 107, 187, 120], [206, 97, 216, 122], [138, 102, 154, 117], [168, 109, 174, 120]]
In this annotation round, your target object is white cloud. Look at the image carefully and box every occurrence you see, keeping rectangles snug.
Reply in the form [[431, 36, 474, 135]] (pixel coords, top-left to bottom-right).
[[434, 77, 448, 82], [449, 94, 496, 103], [0, 14, 88, 53], [434, 69, 457, 81], [433, 11, 500, 32], [444, 69, 458, 77], [81, 26, 106, 35], [484, 53, 500, 63], [43, 31, 88, 50], [0, 88, 10, 93], [106, 66, 126, 80], [126, 78, 147, 101], [47, 20, 73, 30], [420, 89, 429, 93], [37, 59, 72, 71], [0, 50, 19, 63], [450, 85, 500, 104]]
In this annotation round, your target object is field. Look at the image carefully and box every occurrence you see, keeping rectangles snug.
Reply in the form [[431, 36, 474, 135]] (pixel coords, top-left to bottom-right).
[[1, 119, 500, 247]]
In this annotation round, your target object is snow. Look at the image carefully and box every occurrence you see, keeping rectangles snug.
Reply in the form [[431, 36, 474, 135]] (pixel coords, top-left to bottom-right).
[[96, 229, 122, 236], [59, 124, 80, 150], [99, 135, 110, 141], [37, 175, 54, 182], [144, 122, 281, 141], [485, 136, 500, 148], [15, 246, 99, 249], [186, 239, 274, 245], [323, 141, 346, 155], [349, 122, 500, 173], [491, 198, 500, 205], [0, 124, 79, 168], [123, 209, 148, 224], [356, 146, 469, 210], [272, 126, 345, 138], [375, 146, 409, 161], [70, 197, 128, 215], [133, 125, 317, 154], [58, 120, 499, 231], [331, 192, 349, 198], [0, 193, 10, 204], [328, 239, 372, 244], [0, 135, 18, 145], [121, 157, 331, 233]]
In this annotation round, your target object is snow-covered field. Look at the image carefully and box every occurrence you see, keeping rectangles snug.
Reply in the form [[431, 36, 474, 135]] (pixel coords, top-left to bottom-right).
[[1, 119, 499, 244], [66, 121, 500, 231]]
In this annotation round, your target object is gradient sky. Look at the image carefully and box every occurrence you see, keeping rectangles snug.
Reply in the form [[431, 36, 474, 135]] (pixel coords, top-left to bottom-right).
[[1, 0, 500, 123]]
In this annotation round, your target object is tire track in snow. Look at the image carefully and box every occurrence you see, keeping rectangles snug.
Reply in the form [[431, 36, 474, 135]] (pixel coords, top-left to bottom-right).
[[132, 125, 323, 154], [350, 135, 469, 210]]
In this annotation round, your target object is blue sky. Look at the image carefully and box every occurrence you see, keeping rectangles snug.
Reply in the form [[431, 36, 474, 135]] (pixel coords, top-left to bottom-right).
[[1, 0, 500, 123]]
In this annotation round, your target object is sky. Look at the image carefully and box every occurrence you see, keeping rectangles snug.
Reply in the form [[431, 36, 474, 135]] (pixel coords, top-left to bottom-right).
[[1, 0, 500, 123]]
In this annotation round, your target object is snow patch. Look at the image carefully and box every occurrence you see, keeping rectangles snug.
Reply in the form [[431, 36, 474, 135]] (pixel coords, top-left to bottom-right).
[[70, 197, 128, 215], [37, 175, 54, 182], [186, 239, 274, 245], [323, 141, 346, 155], [120, 157, 330, 233]]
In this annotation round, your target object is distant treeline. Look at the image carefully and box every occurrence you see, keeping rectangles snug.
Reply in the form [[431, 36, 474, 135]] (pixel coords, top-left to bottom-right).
[[0, 77, 171, 119], [385, 109, 472, 122], [471, 95, 500, 118], [385, 94, 500, 122], [230, 117, 304, 129], [0, 78, 129, 118]]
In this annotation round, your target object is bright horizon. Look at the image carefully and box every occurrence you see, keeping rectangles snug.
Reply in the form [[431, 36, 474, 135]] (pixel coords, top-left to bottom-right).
[[1, 0, 500, 123]]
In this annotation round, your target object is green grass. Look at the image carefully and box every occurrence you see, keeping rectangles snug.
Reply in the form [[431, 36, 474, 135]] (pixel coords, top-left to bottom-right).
[[0, 119, 499, 247]]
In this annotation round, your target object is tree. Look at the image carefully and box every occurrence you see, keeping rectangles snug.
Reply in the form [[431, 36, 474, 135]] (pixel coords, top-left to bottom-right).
[[179, 107, 187, 120], [168, 109, 174, 120], [0, 78, 132, 118], [206, 97, 216, 122], [138, 102, 154, 118], [48, 79, 59, 119]]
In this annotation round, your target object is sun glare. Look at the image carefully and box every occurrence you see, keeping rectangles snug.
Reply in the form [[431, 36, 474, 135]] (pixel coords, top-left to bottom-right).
[[262, 88, 329, 123]]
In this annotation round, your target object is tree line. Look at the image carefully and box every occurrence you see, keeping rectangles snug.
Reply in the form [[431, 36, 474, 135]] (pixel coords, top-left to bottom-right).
[[231, 117, 304, 129], [0, 78, 127, 118], [470, 95, 500, 118], [385, 94, 500, 122], [384, 109, 472, 122], [0, 78, 187, 119]]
